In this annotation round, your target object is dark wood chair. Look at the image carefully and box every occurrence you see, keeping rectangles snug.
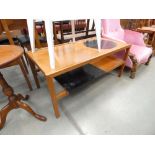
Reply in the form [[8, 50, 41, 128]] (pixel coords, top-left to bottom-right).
[[54, 19, 96, 43]]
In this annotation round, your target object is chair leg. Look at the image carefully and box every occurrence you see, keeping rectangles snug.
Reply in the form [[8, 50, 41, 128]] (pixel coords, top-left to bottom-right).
[[21, 56, 29, 74], [130, 66, 137, 79], [17, 39, 30, 66], [129, 55, 138, 79], [145, 54, 152, 65], [28, 58, 40, 89], [18, 58, 33, 91], [23, 47, 30, 66]]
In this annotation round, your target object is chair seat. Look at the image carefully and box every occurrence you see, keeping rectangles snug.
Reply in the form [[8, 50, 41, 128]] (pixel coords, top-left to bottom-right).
[[0, 37, 19, 45], [130, 45, 152, 64], [17, 35, 30, 44]]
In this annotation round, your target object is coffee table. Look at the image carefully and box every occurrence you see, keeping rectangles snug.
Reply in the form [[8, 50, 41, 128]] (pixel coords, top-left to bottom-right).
[[27, 37, 131, 118]]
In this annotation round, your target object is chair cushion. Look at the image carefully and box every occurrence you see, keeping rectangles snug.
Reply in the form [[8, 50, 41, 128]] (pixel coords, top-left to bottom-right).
[[0, 37, 18, 45], [129, 45, 152, 64], [17, 35, 30, 44]]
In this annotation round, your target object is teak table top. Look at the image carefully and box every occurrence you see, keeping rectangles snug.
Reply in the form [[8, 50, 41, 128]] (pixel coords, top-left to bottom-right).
[[27, 37, 130, 77], [0, 45, 23, 67]]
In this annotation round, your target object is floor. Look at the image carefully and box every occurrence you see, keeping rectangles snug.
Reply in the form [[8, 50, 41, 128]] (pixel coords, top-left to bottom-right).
[[1, 57, 155, 135]]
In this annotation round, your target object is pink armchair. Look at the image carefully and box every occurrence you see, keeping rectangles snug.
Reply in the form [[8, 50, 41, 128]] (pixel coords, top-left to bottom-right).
[[101, 19, 152, 78]]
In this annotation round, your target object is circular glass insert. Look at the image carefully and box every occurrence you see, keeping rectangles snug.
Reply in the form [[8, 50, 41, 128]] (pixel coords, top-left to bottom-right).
[[84, 39, 117, 49]]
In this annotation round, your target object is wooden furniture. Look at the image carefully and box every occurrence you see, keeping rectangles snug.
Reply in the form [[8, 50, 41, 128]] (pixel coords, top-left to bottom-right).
[[102, 19, 153, 79], [27, 37, 130, 118], [137, 26, 155, 52], [54, 19, 96, 43], [0, 45, 32, 90], [0, 19, 42, 61], [0, 19, 30, 71], [0, 72, 47, 129], [0, 47, 47, 129], [123, 19, 151, 30], [0, 19, 29, 46], [90, 55, 125, 72], [0, 20, 26, 43]]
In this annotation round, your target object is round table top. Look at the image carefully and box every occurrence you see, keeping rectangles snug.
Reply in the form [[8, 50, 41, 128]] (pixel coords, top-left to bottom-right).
[[0, 45, 23, 67]]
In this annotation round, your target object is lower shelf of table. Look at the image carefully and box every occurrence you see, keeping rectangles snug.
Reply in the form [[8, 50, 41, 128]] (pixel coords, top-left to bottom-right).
[[55, 55, 124, 94], [90, 55, 124, 72], [55, 64, 107, 93]]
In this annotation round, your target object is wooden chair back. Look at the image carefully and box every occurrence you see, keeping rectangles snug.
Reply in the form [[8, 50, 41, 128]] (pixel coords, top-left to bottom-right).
[[54, 19, 96, 43]]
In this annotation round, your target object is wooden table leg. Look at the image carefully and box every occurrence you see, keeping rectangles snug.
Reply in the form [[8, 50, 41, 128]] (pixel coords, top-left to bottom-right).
[[17, 58, 32, 91], [46, 76, 60, 118], [0, 72, 47, 129], [118, 47, 130, 77], [28, 58, 40, 89]]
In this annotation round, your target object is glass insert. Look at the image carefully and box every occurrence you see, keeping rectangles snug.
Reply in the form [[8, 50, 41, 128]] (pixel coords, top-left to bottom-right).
[[84, 39, 117, 49]]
